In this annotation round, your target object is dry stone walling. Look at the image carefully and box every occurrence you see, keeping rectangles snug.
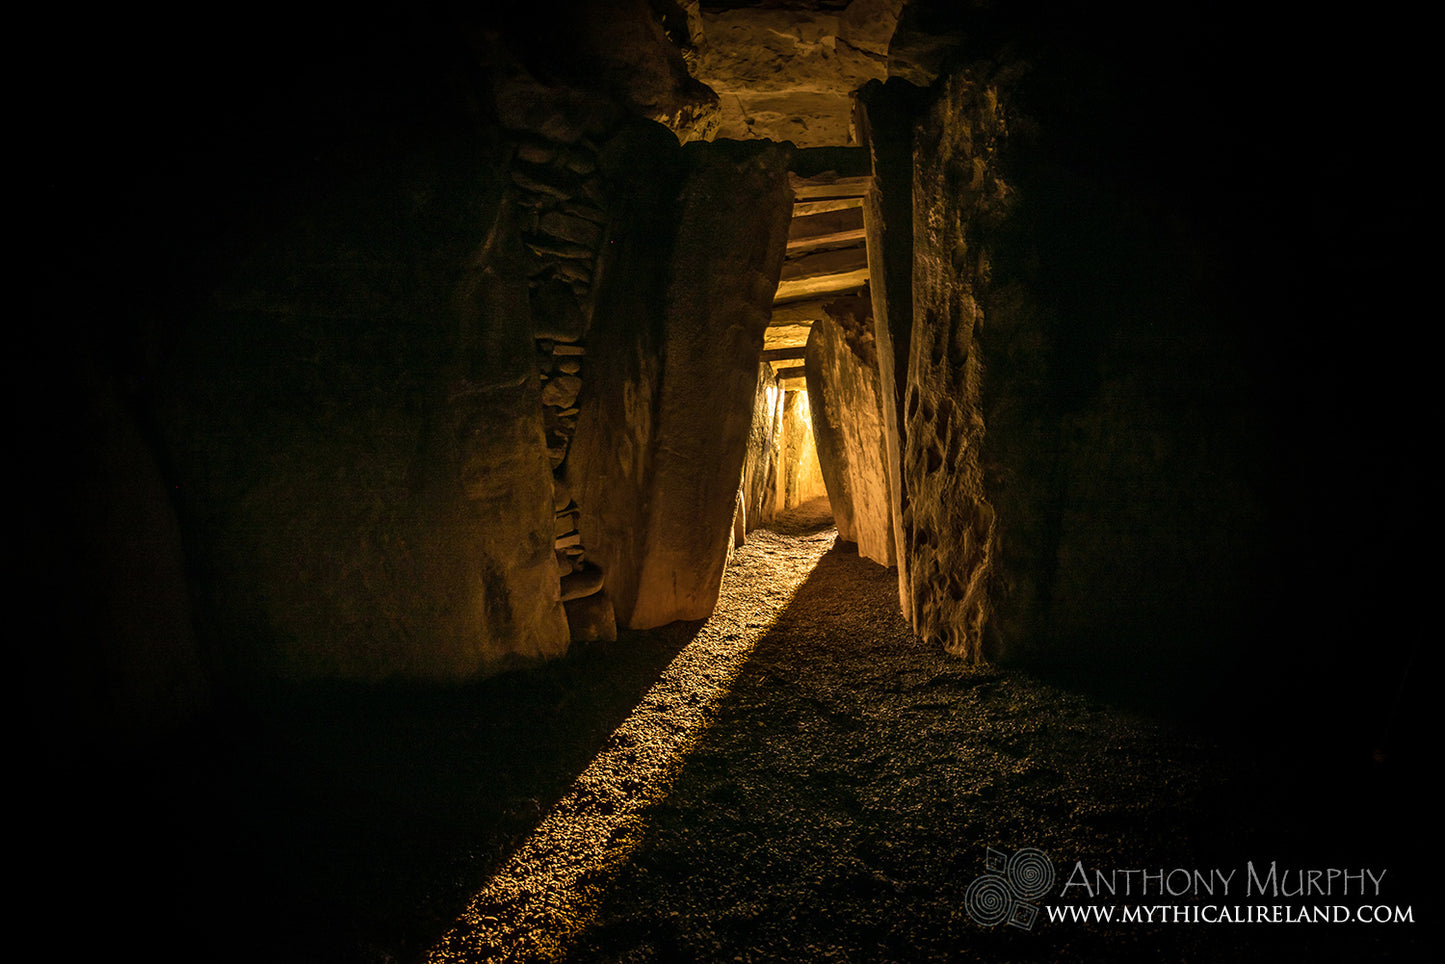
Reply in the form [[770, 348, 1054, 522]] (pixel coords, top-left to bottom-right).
[[507, 116, 618, 644]]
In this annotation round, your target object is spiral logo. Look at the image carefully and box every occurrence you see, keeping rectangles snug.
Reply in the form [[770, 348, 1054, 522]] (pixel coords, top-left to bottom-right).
[[965, 846, 1056, 931], [1007, 847, 1055, 900], [964, 874, 1014, 926]]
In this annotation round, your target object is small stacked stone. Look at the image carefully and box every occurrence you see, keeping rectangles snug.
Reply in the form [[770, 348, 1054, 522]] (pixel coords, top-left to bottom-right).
[[510, 133, 609, 330], [507, 126, 615, 642]]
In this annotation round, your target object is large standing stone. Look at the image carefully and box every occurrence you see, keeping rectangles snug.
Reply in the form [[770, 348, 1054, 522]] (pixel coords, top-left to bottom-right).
[[805, 302, 896, 566], [774, 388, 829, 512], [567, 120, 684, 631], [905, 60, 1268, 666], [903, 72, 1007, 661], [155, 159, 572, 683], [740, 362, 783, 532], [857, 78, 925, 617], [573, 134, 794, 630], [626, 140, 795, 628]]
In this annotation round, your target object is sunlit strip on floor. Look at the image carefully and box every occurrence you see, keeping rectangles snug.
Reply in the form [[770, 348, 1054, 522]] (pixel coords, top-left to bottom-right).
[[427, 533, 831, 963]]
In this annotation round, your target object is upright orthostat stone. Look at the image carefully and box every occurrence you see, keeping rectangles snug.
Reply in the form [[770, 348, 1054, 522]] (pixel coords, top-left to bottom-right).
[[903, 71, 1009, 661], [626, 140, 795, 628], [152, 147, 572, 683], [775, 388, 828, 512], [445, 251, 573, 671], [573, 135, 794, 630], [567, 120, 684, 631], [740, 363, 783, 532], [805, 306, 896, 567]]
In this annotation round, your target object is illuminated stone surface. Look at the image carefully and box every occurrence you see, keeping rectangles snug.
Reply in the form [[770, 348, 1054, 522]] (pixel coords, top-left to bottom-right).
[[902, 72, 1008, 660], [573, 137, 794, 630], [740, 363, 784, 533], [804, 299, 896, 566], [689, 0, 904, 145], [624, 141, 795, 628]]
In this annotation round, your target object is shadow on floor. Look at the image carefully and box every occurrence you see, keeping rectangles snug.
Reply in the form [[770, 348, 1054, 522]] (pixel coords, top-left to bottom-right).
[[40, 616, 713, 963]]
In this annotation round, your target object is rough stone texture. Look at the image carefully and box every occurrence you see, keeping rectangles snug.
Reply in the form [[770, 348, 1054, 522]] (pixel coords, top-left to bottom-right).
[[804, 301, 896, 566], [908, 53, 1271, 664], [689, 0, 904, 145], [573, 135, 795, 630], [486, 1, 718, 142], [903, 71, 1009, 660], [568, 121, 685, 631], [563, 590, 618, 643], [153, 164, 573, 681], [976, 162, 1269, 662], [856, 78, 924, 619], [449, 254, 576, 670], [560, 563, 605, 602], [90, 18, 592, 686]]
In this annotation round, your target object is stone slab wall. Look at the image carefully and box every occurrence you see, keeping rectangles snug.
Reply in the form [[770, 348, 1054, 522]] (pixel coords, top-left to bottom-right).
[[569, 120, 686, 633], [903, 73, 1009, 660], [153, 133, 574, 682], [575, 138, 794, 630], [774, 389, 830, 513], [741, 363, 785, 532], [857, 78, 927, 619], [804, 300, 896, 566], [907, 59, 1269, 663]]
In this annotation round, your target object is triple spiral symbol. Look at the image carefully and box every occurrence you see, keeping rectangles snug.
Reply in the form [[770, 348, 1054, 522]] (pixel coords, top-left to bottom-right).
[[964, 847, 1055, 930]]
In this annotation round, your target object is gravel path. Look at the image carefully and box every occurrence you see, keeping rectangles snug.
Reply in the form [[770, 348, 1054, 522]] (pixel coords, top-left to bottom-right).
[[422, 500, 1429, 963], [111, 500, 1426, 963]]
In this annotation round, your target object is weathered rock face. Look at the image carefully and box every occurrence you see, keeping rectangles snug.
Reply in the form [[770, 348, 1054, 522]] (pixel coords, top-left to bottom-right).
[[500, 80, 625, 643], [902, 70, 1009, 660], [151, 135, 575, 681], [740, 363, 784, 532], [488, 0, 720, 142], [804, 298, 895, 566], [856, 78, 923, 617], [573, 138, 795, 630], [905, 52, 1271, 663], [566, 120, 685, 633], [627, 139, 795, 627], [974, 163, 1269, 663], [686, 0, 904, 146]]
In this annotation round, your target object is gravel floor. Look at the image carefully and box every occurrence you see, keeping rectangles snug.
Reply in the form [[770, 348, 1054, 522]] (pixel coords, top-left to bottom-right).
[[422, 500, 1431, 963], [63, 500, 1431, 963]]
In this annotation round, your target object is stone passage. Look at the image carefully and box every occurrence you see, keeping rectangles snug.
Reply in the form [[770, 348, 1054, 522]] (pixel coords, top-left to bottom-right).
[[428, 499, 839, 964]]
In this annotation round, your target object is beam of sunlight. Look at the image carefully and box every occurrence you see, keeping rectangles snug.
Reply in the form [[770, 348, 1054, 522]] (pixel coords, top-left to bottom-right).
[[427, 530, 833, 963]]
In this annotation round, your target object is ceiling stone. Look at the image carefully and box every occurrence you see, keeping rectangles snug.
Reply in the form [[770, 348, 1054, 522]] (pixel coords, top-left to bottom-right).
[[483, 2, 939, 149], [680, 0, 906, 146]]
